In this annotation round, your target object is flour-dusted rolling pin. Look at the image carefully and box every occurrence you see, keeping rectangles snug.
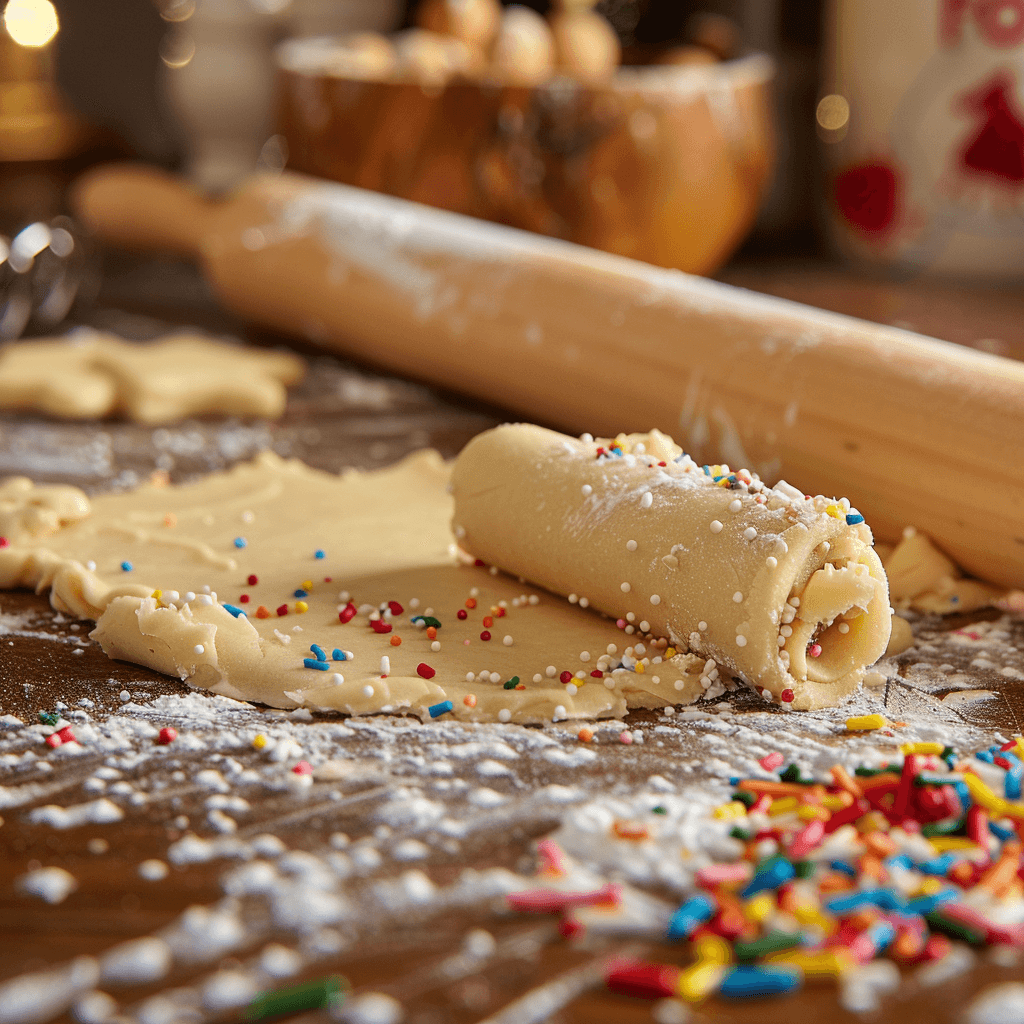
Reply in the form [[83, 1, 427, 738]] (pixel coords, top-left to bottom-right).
[[72, 164, 1024, 588]]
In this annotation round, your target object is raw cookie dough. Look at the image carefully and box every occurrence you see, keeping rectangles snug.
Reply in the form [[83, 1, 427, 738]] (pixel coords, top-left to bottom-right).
[[0, 329, 305, 424], [451, 424, 892, 710], [0, 450, 706, 724]]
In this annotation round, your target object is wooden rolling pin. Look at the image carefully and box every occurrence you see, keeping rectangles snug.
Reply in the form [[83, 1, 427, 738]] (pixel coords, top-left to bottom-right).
[[72, 164, 1024, 588]]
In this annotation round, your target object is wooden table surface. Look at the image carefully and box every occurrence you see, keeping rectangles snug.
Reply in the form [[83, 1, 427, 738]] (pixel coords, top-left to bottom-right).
[[1, 250, 1023, 1024]]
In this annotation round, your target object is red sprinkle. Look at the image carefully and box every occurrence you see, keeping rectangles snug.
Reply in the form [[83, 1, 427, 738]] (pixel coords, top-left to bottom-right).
[[276, 604, 289, 617], [780, 689, 794, 703], [339, 602, 357, 624], [158, 727, 177, 745], [45, 733, 62, 748], [808, 643, 823, 658], [56, 726, 76, 744], [416, 662, 436, 679], [759, 752, 785, 772], [590, 670, 604, 678], [457, 609, 468, 620], [480, 630, 491, 641], [496, 607, 507, 618], [388, 601, 404, 616], [0, 537, 8, 548], [474, 559, 486, 567], [559, 671, 573, 684], [239, 594, 250, 603], [371, 619, 393, 634], [292, 760, 313, 775], [605, 960, 680, 1000], [247, 574, 258, 586]]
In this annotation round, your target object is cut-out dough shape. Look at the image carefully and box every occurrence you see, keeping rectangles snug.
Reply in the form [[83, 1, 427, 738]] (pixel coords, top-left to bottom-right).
[[0, 330, 305, 424]]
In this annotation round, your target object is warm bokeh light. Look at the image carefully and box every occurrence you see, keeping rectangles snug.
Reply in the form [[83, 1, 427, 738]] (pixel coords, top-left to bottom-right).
[[2, 0, 59, 47], [816, 94, 850, 132]]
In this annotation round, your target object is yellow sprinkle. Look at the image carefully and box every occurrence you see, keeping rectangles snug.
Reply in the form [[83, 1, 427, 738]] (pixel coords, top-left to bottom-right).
[[792, 904, 833, 932], [798, 803, 831, 821], [693, 934, 732, 965], [767, 948, 850, 977], [295, 601, 309, 614], [253, 733, 267, 749], [1000, 800, 1024, 820], [713, 801, 747, 820], [962, 772, 1005, 814], [665, 647, 677, 658], [825, 503, 843, 519], [152, 590, 162, 599], [743, 893, 775, 923], [929, 836, 981, 852], [917, 877, 943, 896], [676, 962, 727, 1002], [302, 580, 313, 590], [846, 714, 888, 731], [900, 742, 945, 755], [822, 794, 853, 811], [635, 662, 646, 674], [768, 796, 799, 817]]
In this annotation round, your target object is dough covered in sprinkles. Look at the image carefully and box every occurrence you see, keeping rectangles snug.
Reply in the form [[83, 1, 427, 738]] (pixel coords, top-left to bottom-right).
[[451, 423, 891, 709]]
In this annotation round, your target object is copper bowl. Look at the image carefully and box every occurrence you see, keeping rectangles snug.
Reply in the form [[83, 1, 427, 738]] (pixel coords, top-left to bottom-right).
[[275, 39, 775, 276]]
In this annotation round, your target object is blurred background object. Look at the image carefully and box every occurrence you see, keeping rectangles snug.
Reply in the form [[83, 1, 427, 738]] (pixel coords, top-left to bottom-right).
[[821, 0, 1024, 280]]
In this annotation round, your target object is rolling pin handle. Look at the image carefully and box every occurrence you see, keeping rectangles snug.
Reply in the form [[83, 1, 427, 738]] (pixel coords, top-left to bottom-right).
[[70, 164, 213, 260]]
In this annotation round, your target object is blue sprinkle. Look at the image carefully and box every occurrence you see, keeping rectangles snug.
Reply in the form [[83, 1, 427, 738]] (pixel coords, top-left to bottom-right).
[[303, 658, 330, 671], [884, 854, 914, 872], [741, 856, 795, 898], [223, 604, 247, 618], [977, 750, 996, 764], [845, 512, 865, 525], [989, 819, 1016, 840], [310, 644, 327, 662], [918, 853, 957, 876], [314, 549, 326, 559], [294, 589, 307, 598], [428, 700, 454, 718], [865, 920, 896, 955], [829, 860, 858, 877], [121, 561, 133, 572], [719, 965, 802, 999], [905, 888, 957, 915], [667, 893, 716, 940], [825, 891, 883, 915], [332, 649, 347, 661], [234, 537, 247, 548], [1005, 765, 1022, 800]]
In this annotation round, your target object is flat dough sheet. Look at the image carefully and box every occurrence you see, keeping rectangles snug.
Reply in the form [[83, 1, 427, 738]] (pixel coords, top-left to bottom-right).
[[0, 451, 707, 723]]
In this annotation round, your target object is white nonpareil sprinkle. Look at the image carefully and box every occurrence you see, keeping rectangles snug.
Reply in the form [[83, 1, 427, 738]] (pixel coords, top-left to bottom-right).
[[430, 641, 441, 651], [620, 582, 631, 593], [732, 592, 743, 603], [639, 621, 650, 632], [709, 520, 723, 533], [579, 597, 589, 608], [528, 595, 539, 605], [546, 665, 557, 677], [553, 706, 567, 721], [362, 685, 374, 698], [379, 656, 390, 675], [194, 644, 205, 655], [640, 492, 653, 508], [565, 684, 578, 696], [17, 866, 78, 904], [698, 621, 707, 630], [650, 594, 661, 605], [626, 539, 637, 551], [502, 636, 513, 646], [766, 556, 778, 568], [498, 709, 512, 723], [729, 498, 742, 512], [581, 484, 592, 496], [568, 593, 578, 604], [736, 635, 747, 647], [743, 527, 757, 540], [579, 651, 591, 662], [838, 622, 850, 634], [119, 690, 131, 703], [138, 859, 169, 881]]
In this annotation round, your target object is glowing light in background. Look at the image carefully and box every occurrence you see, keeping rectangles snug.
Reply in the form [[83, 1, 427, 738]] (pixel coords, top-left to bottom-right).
[[817, 94, 850, 132], [2, 0, 59, 47], [159, 26, 195, 68]]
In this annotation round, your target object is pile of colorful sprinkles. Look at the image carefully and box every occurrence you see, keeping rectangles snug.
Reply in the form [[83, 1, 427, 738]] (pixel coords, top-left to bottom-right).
[[512, 741, 1024, 1006]]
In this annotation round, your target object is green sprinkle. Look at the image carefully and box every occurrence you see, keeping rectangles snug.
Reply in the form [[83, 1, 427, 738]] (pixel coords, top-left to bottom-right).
[[924, 912, 985, 946], [793, 860, 815, 878], [779, 764, 812, 784], [503, 676, 520, 690], [38, 711, 60, 726], [921, 814, 966, 838], [411, 615, 442, 628], [732, 790, 757, 808], [244, 976, 347, 1021], [652, 806, 667, 815], [734, 929, 803, 960], [730, 827, 752, 841]]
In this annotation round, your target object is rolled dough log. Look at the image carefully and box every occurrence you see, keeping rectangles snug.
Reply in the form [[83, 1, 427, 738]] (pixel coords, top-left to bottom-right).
[[451, 424, 891, 709]]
